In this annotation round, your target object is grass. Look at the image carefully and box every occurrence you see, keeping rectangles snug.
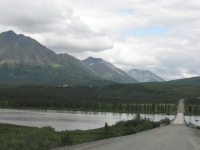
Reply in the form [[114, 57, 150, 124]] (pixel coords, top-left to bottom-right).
[[0, 115, 160, 150], [51, 63, 61, 68]]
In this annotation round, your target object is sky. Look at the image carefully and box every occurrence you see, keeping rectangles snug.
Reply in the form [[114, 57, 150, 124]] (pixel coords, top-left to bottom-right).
[[0, 0, 200, 81]]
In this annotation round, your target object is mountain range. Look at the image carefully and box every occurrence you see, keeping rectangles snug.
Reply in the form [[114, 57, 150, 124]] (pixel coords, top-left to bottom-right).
[[0, 30, 199, 85], [127, 69, 164, 82], [82, 57, 137, 83], [0, 30, 105, 84]]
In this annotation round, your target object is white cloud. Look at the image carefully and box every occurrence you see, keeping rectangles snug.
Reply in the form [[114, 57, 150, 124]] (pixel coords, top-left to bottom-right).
[[44, 33, 113, 53], [0, 0, 113, 52]]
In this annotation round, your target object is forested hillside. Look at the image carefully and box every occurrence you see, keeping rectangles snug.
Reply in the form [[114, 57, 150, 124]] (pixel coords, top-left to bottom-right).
[[165, 76, 200, 85], [1, 83, 199, 113]]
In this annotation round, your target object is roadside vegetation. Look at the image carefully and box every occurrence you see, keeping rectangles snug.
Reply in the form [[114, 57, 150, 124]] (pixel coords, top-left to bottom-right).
[[0, 115, 160, 150], [160, 118, 170, 126]]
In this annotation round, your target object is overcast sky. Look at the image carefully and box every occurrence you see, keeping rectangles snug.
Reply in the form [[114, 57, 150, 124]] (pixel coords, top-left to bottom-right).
[[0, 0, 200, 80]]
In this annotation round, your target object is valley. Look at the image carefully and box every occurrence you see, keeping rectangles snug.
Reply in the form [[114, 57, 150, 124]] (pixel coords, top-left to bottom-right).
[[0, 30, 200, 150], [1, 0, 200, 149]]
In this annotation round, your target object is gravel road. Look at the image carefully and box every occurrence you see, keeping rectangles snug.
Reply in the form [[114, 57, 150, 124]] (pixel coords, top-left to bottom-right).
[[172, 99, 185, 124], [55, 99, 200, 150]]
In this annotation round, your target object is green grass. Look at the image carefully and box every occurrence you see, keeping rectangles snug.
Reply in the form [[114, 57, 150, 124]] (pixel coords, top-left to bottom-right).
[[0, 115, 160, 150], [51, 63, 61, 68]]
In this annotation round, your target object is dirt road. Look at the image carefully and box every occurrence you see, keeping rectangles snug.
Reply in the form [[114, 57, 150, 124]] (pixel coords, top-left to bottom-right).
[[55, 99, 200, 150]]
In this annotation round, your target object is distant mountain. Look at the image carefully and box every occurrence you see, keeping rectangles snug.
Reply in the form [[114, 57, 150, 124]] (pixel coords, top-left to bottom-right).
[[127, 69, 164, 82], [82, 57, 138, 83], [166, 76, 200, 85], [0, 30, 107, 84]]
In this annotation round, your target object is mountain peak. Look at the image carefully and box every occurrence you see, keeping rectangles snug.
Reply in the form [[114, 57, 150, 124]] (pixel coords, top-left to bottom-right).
[[0, 30, 105, 84], [0, 30, 27, 44], [1, 30, 17, 38], [5, 30, 16, 34], [127, 69, 165, 82], [82, 57, 137, 83], [83, 57, 103, 64]]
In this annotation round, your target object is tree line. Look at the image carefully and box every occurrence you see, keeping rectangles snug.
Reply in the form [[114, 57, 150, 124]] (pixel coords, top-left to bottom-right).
[[186, 97, 200, 114], [0, 85, 176, 113]]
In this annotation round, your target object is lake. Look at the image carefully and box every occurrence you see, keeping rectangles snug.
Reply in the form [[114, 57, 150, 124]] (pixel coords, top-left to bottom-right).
[[0, 109, 199, 131]]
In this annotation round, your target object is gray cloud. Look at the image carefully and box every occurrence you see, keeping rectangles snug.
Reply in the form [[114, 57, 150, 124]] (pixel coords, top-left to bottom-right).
[[0, 1, 69, 32], [0, 0, 113, 52]]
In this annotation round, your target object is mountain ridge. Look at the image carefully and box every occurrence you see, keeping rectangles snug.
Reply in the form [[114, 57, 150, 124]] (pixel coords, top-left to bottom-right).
[[127, 69, 165, 82], [165, 76, 200, 85], [83, 57, 138, 83], [0, 30, 107, 84]]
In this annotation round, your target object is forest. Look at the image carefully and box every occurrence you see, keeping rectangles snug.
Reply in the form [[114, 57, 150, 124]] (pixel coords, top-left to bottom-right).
[[185, 97, 200, 115], [0, 83, 199, 114]]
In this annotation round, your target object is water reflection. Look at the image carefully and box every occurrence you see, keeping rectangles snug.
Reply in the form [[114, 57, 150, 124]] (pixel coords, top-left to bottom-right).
[[141, 114, 175, 121], [0, 109, 199, 131], [185, 116, 200, 126]]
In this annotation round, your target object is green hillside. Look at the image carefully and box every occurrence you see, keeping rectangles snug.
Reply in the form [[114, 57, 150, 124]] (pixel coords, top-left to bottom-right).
[[165, 76, 200, 85], [0, 31, 107, 84]]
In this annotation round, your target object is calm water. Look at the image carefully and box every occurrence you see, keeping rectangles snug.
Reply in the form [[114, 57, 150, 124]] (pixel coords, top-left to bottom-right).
[[185, 115, 200, 126], [0, 109, 199, 131]]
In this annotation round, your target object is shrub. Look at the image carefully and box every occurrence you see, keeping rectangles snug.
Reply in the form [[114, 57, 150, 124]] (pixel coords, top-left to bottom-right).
[[41, 126, 55, 132], [61, 133, 73, 146], [160, 117, 170, 125]]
